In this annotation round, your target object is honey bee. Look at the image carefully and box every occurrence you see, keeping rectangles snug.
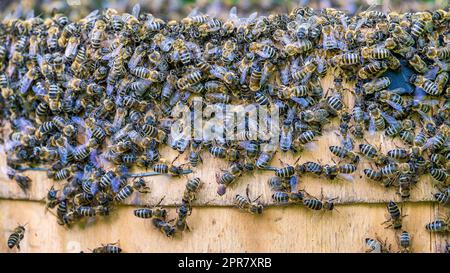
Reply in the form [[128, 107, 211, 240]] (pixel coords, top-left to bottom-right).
[[152, 157, 192, 177], [331, 52, 361, 67], [362, 77, 391, 94], [152, 218, 176, 237], [361, 46, 391, 60], [234, 185, 263, 215], [7, 224, 26, 250], [216, 162, 244, 195], [410, 74, 440, 96], [406, 54, 428, 74], [134, 196, 167, 219], [6, 168, 31, 193], [358, 61, 387, 79], [329, 145, 360, 164], [322, 163, 357, 181], [92, 242, 122, 253], [321, 25, 338, 50], [365, 236, 390, 253], [272, 190, 304, 204], [182, 177, 202, 205], [382, 201, 406, 229], [425, 217, 449, 233]]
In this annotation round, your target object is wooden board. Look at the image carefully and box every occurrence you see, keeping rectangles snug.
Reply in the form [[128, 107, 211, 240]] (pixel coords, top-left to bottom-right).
[[0, 125, 439, 207], [0, 199, 448, 253], [0, 74, 446, 253]]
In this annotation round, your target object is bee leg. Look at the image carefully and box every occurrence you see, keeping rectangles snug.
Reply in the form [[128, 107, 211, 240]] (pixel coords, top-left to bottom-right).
[[138, 187, 151, 193], [171, 154, 180, 164], [185, 222, 191, 232]]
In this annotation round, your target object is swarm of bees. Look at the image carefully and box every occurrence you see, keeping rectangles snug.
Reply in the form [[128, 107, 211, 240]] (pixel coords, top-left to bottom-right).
[[0, 4, 449, 251]]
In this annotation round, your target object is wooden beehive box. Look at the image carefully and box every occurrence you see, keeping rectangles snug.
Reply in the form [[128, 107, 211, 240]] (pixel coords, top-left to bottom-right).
[[0, 76, 448, 253]]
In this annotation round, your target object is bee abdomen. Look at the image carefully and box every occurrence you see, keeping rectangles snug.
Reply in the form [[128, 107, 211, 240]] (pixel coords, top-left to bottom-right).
[[7, 233, 23, 249], [338, 164, 357, 174], [234, 194, 250, 209], [134, 208, 154, 218], [114, 185, 134, 202], [363, 168, 382, 181], [387, 201, 401, 219], [303, 199, 323, 210], [430, 168, 448, 182], [76, 206, 96, 217], [425, 220, 448, 232], [275, 166, 295, 177], [272, 191, 289, 203], [387, 149, 409, 160]]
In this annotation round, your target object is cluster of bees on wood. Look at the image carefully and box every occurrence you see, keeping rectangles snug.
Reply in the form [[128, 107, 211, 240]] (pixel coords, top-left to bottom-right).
[[0, 4, 449, 252]]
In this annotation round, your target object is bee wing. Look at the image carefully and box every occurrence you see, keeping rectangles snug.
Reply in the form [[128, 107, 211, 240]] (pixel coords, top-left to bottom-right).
[[187, 7, 200, 18], [304, 142, 318, 151], [289, 176, 299, 192], [57, 147, 68, 165], [415, 109, 432, 122], [246, 12, 258, 25], [19, 75, 33, 94], [368, 117, 376, 136], [4, 140, 21, 152], [13, 117, 33, 132], [385, 87, 407, 96], [89, 150, 101, 168], [25, 9, 35, 20], [424, 66, 440, 79], [111, 177, 121, 193], [83, 9, 100, 22], [342, 136, 354, 151], [380, 111, 399, 127], [85, 217, 97, 226], [102, 44, 123, 62], [291, 97, 311, 108], [339, 173, 355, 182], [131, 3, 141, 18], [71, 116, 86, 128]]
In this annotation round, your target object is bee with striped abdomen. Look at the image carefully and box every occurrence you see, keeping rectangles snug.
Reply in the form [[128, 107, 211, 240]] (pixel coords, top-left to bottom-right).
[[92, 241, 122, 253], [382, 201, 406, 229], [175, 202, 192, 232], [7, 224, 26, 250], [322, 163, 357, 181], [272, 191, 304, 204], [302, 189, 338, 212], [6, 168, 31, 193], [398, 231, 411, 253], [365, 235, 390, 253], [183, 177, 202, 205], [425, 217, 449, 233], [361, 46, 391, 60], [152, 218, 176, 237], [387, 149, 410, 161], [216, 163, 244, 196], [134, 196, 167, 219], [234, 184, 263, 215], [329, 145, 360, 164], [410, 75, 440, 96], [358, 61, 388, 80]]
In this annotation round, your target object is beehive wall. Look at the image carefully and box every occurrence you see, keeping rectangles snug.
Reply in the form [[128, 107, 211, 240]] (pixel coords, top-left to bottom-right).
[[0, 77, 447, 252]]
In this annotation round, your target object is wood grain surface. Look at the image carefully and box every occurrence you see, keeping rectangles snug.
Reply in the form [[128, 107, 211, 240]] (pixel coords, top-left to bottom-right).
[[0, 199, 448, 253], [0, 76, 447, 253]]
